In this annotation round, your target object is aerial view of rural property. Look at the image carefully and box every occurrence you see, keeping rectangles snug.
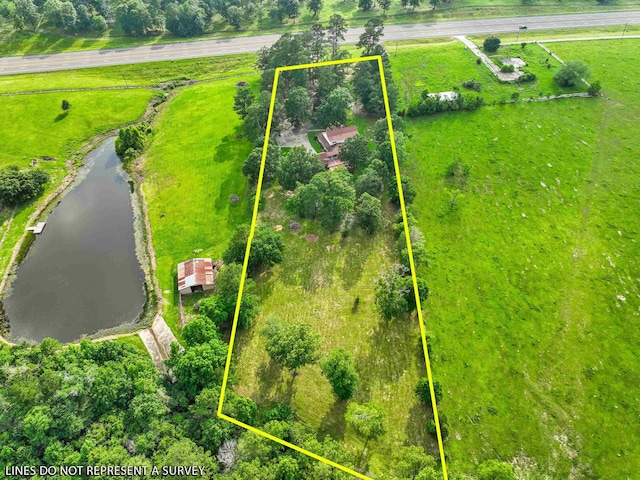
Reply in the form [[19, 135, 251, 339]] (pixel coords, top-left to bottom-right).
[[0, 0, 639, 477]]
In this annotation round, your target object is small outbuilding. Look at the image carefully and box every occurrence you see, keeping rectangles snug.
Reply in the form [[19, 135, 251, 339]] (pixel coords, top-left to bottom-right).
[[177, 258, 221, 295]]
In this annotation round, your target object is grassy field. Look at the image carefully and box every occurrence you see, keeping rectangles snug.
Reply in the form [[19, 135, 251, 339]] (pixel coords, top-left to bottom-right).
[[113, 334, 150, 356], [401, 38, 640, 477], [0, 89, 153, 283], [0, 54, 257, 94], [468, 23, 640, 44], [228, 187, 438, 478], [2, 1, 640, 57], [389, 39, 584, 110], [142, 78, 257, 338]]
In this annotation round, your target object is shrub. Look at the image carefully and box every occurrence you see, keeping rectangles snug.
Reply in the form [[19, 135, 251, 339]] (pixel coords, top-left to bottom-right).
[[554, 60, 590, 87], [462, 79, 482, 91], [516, 71, 537, 83], [415, 377, 443, 404], [588, 80, 602, 96], [483, 36, 500, 52], [500, 64, 515, 73], [476, 58, 482, 65]]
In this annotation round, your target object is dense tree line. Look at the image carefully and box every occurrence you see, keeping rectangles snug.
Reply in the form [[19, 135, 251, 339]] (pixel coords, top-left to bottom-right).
[[406, 89, 484, 117]]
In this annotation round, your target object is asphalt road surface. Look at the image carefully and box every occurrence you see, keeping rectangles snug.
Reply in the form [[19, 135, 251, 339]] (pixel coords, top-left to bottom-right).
[[0, 11, 639, 75]]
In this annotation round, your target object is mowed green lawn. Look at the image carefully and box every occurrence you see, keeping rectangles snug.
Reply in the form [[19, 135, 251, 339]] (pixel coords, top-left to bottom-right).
[[142, 78, 257, 337], [0, 89, 152, 282], [229, 190, 439, 478], [403, 39, 640, 477], [0, 54, 256, 94]]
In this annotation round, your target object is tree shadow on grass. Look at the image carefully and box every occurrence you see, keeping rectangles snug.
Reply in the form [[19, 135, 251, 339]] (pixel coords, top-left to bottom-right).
[[317, 399, 348, 441], [54, 111, 69, 122], [405, 401, 438, 453], [356, 315, 416, 398], [213, 130, 246, 164], [254, 358, 295, 406], [339, 234, 374, 292]]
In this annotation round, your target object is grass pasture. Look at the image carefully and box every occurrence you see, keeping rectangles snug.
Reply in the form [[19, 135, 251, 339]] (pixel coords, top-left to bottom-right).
[[142, 78, 257, 337], [0, 54, 257, 94], [389, 40, 583, 111], [402, 39, 640, 478], [228, 188, 439, 478]]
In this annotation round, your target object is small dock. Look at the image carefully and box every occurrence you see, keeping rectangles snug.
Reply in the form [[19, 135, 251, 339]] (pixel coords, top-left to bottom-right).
[[26, 222, 46, 234]]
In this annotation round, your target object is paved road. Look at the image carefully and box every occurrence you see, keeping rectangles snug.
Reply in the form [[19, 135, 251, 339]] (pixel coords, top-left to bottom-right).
[[0, 11, 639, 75]]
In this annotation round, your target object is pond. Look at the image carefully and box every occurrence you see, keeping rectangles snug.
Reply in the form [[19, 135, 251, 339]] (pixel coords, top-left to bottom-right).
[[5, 137, 146, 343]]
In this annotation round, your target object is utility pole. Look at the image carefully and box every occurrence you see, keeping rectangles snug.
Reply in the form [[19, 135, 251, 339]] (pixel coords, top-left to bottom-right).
[[622, 22, 628, 38], [121, 71, 128, 88]]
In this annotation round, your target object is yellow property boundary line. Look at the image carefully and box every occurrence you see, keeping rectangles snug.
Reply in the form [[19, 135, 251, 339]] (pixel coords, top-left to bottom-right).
[[217, 55, 449, 480]]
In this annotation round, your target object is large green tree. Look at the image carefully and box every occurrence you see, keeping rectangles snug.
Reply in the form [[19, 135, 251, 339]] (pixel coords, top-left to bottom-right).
[[392, 446, 439, 480], [166, 0, 205, 37], [356, 17, 384, 55], [338, 134, 369, 170], [554, 60, 590, 87], [320, 348, 360, 400], [316, 87, 352, 127], [355, 193, 382, 234], [223, 224, 285, 273], [293, 169, 356, 232], [242, 144, 281, 185], [234, 86, 255, 119], [262, 315, 321, 376], [278, 145, 325, 190], [284, 86, 313, 127], [345, 402, 387, 451], [355, 166, 384, 198], [326, 14, 348, 57]]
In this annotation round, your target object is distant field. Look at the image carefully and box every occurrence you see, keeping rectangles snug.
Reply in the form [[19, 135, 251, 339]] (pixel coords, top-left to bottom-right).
[[0, 54, 256, 94], [403, 39, 640, 477], [468, 23, 640, 43], [389, 40, 583, 110], [142, 78, 257, 338], [0, 90, 153, 165], [0, 89, 152, 283]]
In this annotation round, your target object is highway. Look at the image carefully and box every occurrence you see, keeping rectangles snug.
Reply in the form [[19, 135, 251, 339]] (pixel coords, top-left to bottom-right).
[[0, 11, 639, 75]]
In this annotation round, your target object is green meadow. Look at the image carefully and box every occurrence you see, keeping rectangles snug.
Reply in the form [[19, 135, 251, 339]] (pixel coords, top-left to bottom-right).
[[401, 38, 640, 477], [138, 37, 639, 477], [228, 188, 438, 477], [388, 39, 584, 111], [0, 54, 256, 94], [1, 22, 637, 477], [142, 78, 257, 338]]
